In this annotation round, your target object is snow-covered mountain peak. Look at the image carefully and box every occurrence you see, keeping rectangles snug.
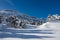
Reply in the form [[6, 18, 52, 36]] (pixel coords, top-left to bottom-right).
[[0, 9, 21, 16]]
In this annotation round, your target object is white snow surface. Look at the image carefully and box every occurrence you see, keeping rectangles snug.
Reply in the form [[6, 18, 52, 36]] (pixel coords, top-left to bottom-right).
[[0, 21, 60, 40]]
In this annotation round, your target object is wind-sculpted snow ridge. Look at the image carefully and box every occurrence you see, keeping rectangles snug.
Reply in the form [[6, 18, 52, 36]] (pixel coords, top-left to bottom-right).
[[37, 21, 60, 30]]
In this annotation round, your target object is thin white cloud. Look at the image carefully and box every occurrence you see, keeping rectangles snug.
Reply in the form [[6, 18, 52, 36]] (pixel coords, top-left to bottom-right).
[[5, 0, 15, 6]]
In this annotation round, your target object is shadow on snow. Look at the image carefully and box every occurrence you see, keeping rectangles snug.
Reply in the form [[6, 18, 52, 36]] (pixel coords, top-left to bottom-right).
[[0, 33, 54, 39], [0, 26, 54, 39]]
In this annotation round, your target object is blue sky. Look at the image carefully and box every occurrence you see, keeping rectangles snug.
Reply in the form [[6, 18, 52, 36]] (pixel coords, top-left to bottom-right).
[[0, 0, 60, 18]]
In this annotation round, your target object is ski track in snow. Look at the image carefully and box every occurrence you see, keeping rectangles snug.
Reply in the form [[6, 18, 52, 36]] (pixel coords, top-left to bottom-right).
[[0, 22, 60, 40]]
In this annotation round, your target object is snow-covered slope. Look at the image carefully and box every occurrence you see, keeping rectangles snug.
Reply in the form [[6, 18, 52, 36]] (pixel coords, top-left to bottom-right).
[[37, 21, 60, 29], [0, 21, 60, 40]]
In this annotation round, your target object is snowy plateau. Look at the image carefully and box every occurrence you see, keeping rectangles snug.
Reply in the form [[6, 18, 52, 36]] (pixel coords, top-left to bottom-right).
[[0, 22, 60, 40]]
